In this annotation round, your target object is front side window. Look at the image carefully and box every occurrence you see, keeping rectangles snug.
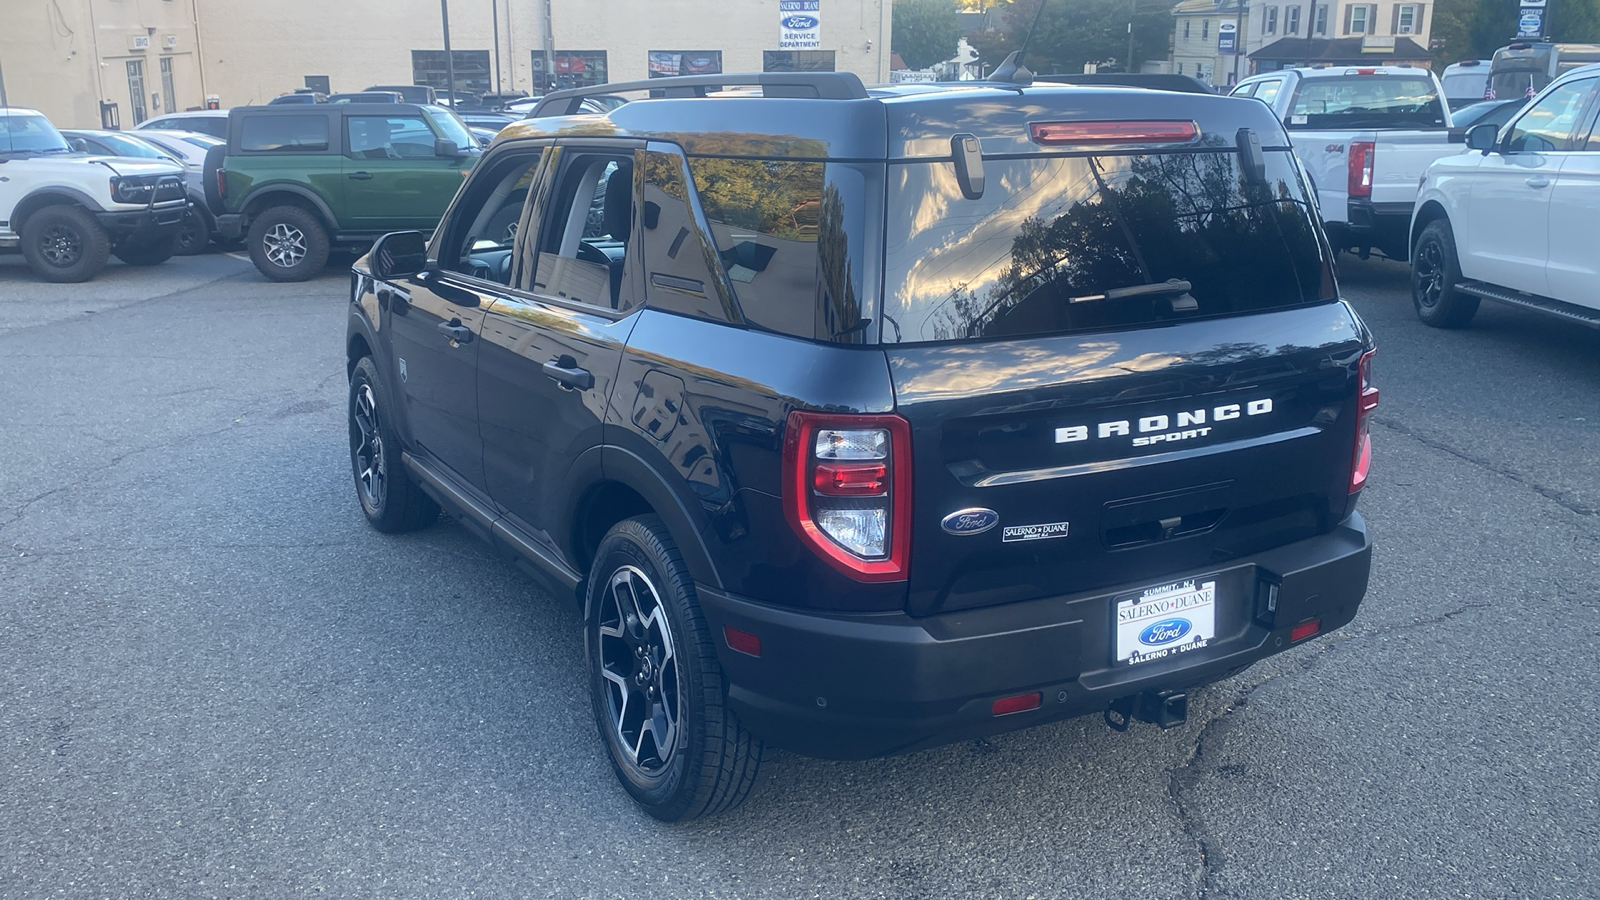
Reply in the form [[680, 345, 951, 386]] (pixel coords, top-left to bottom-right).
[[881, 149, 1330, 344], [1285, 76, 1445, 129], [529, 151, 636, 311], [441, 150, 544, 286], [240, 115, 329, 152], [1505, 77, 1597, 153], [346, 115, 435, 159], [1254, 78, 1286, 106]]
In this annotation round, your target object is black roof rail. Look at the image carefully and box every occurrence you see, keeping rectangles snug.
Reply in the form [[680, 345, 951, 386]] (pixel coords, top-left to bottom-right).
[[527, 72, 869, 118]]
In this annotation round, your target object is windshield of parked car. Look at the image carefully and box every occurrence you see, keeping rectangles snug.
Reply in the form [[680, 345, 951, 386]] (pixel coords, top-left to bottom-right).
[[0, 113, 72, 154], [881, 147, 1332, 344], [1284, 76, 1446, 129], [422, 106, 476, 150]]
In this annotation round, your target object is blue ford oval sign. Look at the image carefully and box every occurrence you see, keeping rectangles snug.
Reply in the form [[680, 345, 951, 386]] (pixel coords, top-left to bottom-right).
[[1139, 619, 1192, 646], [783, 15, 820, 28], [941, 508, 999, 536]]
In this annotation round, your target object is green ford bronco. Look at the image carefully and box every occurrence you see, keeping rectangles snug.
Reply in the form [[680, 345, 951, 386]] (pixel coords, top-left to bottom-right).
[[205, 102, 479, 281]]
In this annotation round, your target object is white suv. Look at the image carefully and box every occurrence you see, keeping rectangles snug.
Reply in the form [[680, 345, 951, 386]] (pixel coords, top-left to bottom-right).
[[1, 108, 188, 282], [1409, 64, 1600, 328]]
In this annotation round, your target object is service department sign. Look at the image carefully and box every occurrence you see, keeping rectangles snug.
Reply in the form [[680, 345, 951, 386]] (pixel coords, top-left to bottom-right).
[[780, 0, 822, 50]]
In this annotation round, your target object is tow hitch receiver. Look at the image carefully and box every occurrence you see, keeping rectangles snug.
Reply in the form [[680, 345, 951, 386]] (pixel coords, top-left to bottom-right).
[[1104, 691, 1189, 731]]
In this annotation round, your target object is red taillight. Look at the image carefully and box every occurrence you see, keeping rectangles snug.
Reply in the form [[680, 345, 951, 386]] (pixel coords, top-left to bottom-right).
[[1290, 619, 1322, 642], [992, 692, 1042, 716], [215, 167, 227, 200], [1348, 141, 1375, 199], [783, 411, 911, 582], [1350, 349, 1378, 493], [1029, 120, 1199, 146]]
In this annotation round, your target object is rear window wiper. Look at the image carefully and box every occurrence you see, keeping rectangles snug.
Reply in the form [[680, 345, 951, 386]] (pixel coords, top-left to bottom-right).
[[1072, 279, 1199, 312]]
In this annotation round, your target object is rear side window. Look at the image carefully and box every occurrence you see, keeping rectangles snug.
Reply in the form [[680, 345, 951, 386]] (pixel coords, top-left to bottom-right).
[[881, 149, 1331, 344], [1285, 76, 1444, 128], [239, 115, 330, 152], [639, 149, 740, 323]]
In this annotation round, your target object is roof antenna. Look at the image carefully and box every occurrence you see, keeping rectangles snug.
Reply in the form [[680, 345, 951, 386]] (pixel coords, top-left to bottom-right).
[[988, 0, 1050, 86]]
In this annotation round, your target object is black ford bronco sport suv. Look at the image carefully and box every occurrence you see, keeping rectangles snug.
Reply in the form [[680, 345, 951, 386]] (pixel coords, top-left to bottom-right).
[[346, 72, 1376, 821]]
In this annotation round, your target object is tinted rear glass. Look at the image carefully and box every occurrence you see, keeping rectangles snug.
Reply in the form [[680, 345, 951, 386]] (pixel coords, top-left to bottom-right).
[[1285, 76, 1445, 129], [881, 149, 1331, 344], [239, 115, 330, 152]]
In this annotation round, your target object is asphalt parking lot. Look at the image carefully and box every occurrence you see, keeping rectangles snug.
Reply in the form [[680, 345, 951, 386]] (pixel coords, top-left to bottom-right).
[[2, 250, 1597, 899]]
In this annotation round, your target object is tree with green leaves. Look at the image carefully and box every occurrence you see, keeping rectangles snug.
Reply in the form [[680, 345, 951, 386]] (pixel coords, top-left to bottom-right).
[[1433, 0, 1600, 67], [893, 0, 966, 70], [962, 0, 1174, 75]]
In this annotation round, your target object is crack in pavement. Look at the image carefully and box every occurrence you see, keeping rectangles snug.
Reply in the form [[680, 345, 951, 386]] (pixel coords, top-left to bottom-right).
[[1164, 600, 1494, 899], [0, 267, 256, 342], [1374, 416, 1596, 518]]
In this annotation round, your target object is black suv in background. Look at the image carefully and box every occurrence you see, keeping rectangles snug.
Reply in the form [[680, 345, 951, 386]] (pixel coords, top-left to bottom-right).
[[347, 72, 1377, 821]]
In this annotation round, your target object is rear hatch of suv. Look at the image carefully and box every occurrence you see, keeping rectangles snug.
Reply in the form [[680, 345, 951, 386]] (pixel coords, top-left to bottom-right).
[[876, 88, 1370, 616]]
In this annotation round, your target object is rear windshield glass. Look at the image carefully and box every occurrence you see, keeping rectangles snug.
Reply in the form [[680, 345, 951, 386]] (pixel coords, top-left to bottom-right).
[[1441, 72, 1489, 99], [881, 149, 1330, 344], [1285, 76, 1445, 129]]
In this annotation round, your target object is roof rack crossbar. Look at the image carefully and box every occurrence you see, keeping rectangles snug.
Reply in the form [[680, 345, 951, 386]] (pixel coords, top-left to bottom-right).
[[528, 72, 869, 118]]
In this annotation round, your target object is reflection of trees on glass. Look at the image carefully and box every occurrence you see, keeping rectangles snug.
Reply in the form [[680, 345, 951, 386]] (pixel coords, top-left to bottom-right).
[[816, 183, 865, 342], [687, 158, 825, 241], [927, 152, 1324, 342]]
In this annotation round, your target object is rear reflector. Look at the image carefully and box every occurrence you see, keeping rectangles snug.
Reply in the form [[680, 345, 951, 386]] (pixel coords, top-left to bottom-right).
[[991, 692, 1042, 716], [1029, 120, 1199, 145], [723, 626, 762, 657], [813, 461, 888, 496], [1290, 619, 1321, 642]]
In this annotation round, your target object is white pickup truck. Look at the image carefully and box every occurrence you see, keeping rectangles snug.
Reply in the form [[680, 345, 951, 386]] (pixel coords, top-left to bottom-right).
[[1232, 66, 1457, 261]]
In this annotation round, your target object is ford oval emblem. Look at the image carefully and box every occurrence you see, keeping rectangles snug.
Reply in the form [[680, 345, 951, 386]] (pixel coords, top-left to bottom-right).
[[783, 14, 820, 28], [1139, 619, 1193, 647], [941, 508, 999, 536]]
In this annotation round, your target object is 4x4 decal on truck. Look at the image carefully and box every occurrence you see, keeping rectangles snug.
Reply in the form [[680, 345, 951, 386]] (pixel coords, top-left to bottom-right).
[[1054, 398, 1274, 448]]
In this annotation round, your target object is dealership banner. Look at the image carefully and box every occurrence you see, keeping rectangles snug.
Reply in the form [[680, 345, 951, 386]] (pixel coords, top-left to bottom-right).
[[780, 0, 822, 50]]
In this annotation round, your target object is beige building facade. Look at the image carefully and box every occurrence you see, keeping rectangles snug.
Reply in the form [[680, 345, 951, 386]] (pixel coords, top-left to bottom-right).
[[1169, 0, 1434, 88], [2, 1, 891, 129]]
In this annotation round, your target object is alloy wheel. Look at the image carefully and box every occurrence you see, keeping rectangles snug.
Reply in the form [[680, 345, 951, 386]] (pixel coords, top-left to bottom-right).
[[351, 383, 385, 509], [597, 565, 681, 774], [263, 222, 307, 268], [1415, 240, 1444, 309], [39, 224, 83, 267]]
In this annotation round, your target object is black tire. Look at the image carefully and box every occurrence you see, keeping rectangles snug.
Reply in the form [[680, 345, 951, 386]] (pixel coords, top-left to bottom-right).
[[585, 516, 762, 821], [174, 208, 212, 256], [1411, 219, 1479, 328], [112, 232, 177, 266], [348, 357, 440, 533], [247, 205, 330, 282], [19, 205, 110, 283]]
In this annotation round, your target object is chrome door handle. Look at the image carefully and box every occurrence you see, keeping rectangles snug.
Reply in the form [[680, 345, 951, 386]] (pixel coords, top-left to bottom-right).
[[1526, 176, 1551, 188]]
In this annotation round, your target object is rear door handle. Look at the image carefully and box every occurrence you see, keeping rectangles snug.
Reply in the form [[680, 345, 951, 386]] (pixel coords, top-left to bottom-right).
[[437, 319, 473, 343], [543, 357, 594, 391], [1526, 176, 1551, 188], [348, 171, 374, 181]]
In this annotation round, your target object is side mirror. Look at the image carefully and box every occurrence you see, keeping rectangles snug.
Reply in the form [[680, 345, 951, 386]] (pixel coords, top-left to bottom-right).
[[70, 138, 90, 152], [369, 230, 429, 280], [1466, 123, 1499, 152], [434, 138, 466, 158]]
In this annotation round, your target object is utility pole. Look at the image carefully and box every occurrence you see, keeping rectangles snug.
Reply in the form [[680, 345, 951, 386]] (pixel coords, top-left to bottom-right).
[[441, 0, 457, 103], [492, 0, 502, 94], [541, 0, 555, 93], [0, 51, 9, 108], [1234, 0, 1246, 84], [1304, 0, 1317, 66]]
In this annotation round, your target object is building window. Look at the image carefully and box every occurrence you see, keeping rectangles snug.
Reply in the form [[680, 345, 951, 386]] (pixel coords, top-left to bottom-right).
[[1347, 4, 1370, 34], [304, 75, 331, 95], [1203, 19, 1211, 39], [763, 50, 835, 72], [1183, 20, 1191, 39], [411, 49, 493, 95], [1265, 7, 1278, 34], [158, 56, 176, 114], [532, 50, 609, 90], [1286, 6, 1301, 34], [1396, 4, 1418, 33], [648, 51, 723, 78], [1316, 4, 1328, 33], [1177, 62, 1184, 74], [126, 60, 147, 125]]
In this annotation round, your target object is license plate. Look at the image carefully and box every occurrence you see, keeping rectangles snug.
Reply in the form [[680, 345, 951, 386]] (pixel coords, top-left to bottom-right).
[[1114, 578, 1217, 666]]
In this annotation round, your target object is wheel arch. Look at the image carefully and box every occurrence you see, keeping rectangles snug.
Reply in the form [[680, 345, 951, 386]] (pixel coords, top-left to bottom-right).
[[1410, 200, 1450, 254], [239, 185, 337, 233], [11, 188, 103, 232]]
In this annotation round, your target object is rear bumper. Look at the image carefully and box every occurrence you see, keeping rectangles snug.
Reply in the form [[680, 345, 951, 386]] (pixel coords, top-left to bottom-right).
[[95, 202, 188, 236], [697, 513, 1371, 759], [1334, 201, 1413, 258]]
